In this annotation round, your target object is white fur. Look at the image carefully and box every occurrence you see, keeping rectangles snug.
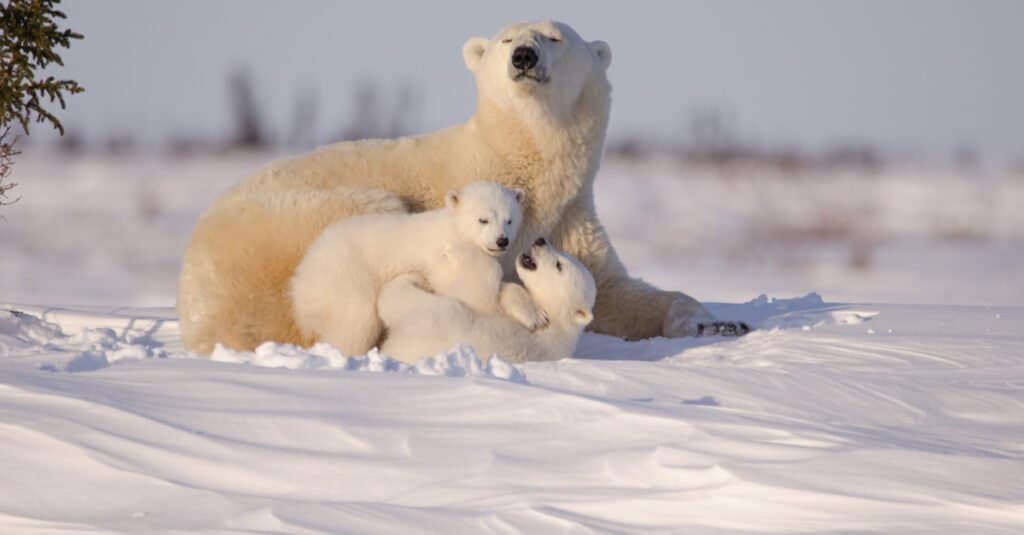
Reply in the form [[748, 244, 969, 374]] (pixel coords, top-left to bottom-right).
[[379, 241, 596, 363], [418, 242, 545, 330], [178, 20, 718, 355], [290, 181, 523, 355]]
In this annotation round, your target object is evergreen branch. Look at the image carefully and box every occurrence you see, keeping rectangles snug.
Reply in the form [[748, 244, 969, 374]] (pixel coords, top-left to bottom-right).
[[0, 0, 84, 136]]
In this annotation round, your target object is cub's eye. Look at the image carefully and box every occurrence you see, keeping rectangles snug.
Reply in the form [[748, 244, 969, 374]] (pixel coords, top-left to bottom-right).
[[555, 261, 563, 272], [505, 219, 513, 225], [501, 38, 512, 44], [548, 36, 562, 43], [478, 218, 489, 225]]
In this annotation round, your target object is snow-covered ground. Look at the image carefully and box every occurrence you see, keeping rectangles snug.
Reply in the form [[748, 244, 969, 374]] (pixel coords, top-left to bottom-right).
[[2, 151, 1022, 307], [2, 297, 1022, 533], [2, 151, 1023, 533]]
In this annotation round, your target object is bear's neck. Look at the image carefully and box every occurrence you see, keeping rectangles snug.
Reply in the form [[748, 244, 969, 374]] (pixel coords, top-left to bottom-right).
[[469, 79, 610, 231]]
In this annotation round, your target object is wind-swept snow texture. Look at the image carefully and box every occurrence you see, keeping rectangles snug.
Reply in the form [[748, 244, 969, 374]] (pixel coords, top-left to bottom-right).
[[2, 295, 1022, 534], [2, 151, 1022, 531]]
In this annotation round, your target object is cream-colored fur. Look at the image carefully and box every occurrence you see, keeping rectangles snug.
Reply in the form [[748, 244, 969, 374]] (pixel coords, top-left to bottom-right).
[[422, 243, 546, 330], [289, 181, 528, 355], [178, 20, 715, 354], [178, 187, 406, 354], [378, 241, 595, 363]]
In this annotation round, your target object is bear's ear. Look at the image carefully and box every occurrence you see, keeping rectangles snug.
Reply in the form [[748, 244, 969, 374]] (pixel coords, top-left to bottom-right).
[[462, 37, 488, 72], [590, 40, 612, 70], [512, 187, 526, 205], [444, 189, 460, 209], [574, 308, 594, 326]]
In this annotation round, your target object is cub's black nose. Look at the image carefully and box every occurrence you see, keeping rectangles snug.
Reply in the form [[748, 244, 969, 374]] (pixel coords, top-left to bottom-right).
[[533, 237, 546, 247], [511, 46, 539, 70], [496, 236, 509, 249]]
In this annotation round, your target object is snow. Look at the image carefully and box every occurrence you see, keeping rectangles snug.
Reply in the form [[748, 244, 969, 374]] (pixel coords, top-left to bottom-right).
[[2, 151, 1023, 532], [3, 151, 1023, 307], [2, 297, 1022, 533]]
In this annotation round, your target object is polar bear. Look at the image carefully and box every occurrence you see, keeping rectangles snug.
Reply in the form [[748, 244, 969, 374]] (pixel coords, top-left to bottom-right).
[[178, 19, 739, 355], [376, 242, 510, 338], [290, 181, 542, 355], [378, 238, 595, 363], [418, 242, 543, 325]]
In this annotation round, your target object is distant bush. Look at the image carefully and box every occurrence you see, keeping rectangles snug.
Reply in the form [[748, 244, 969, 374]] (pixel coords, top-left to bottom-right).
[[227, 68, 267, 150]]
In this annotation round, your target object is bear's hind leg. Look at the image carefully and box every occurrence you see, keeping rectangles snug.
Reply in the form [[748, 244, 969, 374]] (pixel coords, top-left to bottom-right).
[[178, 187, 406, 354]]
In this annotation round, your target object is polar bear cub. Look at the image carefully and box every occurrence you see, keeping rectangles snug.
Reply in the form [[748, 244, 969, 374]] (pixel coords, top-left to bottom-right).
[[378, 238, 597, 363], [290, 180, 537, 355]]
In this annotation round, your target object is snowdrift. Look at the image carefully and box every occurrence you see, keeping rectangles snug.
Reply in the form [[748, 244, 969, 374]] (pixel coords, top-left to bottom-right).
[[2, 295, 1022, 533]]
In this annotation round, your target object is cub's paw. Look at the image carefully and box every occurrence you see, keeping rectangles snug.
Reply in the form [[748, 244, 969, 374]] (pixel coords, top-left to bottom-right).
[[510, 305, 549, 332], [696, 321, 752, 337], [393, 272, 429, 290], [499, 283, 547, 331]]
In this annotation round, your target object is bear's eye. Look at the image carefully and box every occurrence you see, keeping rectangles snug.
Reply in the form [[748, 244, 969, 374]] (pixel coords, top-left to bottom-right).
[[555, 261, 563, 272], [478, 218, 489, 225], [505, 219, 513, 225], [547, 36, 562, 43], [501, 38, 512, 44]]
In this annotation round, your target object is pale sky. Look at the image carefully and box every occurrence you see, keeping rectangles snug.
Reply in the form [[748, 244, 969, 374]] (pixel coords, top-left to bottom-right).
[[39, 0, 1024, 163]]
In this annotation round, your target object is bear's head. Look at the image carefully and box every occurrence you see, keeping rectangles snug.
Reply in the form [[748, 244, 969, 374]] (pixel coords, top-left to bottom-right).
[[462, 20, 611, 119], [445, 180, 525, 256], [516, 237, 596, 330]]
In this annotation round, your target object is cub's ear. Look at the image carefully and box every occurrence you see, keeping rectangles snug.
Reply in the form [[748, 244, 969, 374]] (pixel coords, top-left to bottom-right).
[[512, 187, 526, 205], [445, 190, 460, 209], [462, 37, 488, 72], [590, 40, 611, 70], [574, 308, 594, 326]]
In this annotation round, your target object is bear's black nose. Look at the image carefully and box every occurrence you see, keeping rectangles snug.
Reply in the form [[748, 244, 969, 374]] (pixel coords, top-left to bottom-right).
[[519, 253, 537, 271], [511, 46, 539, 70], [534, 237, 547, 247], [496, 236, 509, 249]]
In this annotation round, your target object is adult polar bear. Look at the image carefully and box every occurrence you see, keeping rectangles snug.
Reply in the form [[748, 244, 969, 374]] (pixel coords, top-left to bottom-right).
[[178, 20, 734, 355]]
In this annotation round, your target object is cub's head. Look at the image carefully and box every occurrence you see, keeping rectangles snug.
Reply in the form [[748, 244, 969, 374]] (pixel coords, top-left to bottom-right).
[[445, 180, 524, 256], [462, 20, 611, 115], [516, 237, 596, 330]]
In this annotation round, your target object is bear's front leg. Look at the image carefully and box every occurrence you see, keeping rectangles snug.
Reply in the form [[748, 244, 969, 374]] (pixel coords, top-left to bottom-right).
[[552, 196, 750, 339], [662, 298, 750, 337], [499, 283, 548, 331]]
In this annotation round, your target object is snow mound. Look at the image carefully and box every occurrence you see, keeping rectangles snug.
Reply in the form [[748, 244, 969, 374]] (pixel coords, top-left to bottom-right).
[[1, 305, 525, 381], [4, 300, 1024, 532], [0, 309, 63, 344], [51, 327, 166, 372], [705, 292, 881, 330], [206, 341, 527, 382]]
